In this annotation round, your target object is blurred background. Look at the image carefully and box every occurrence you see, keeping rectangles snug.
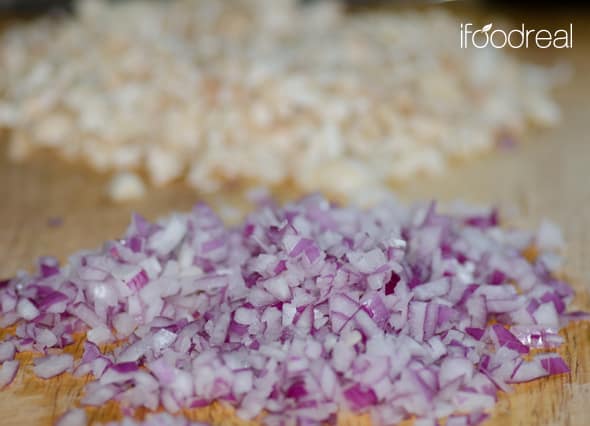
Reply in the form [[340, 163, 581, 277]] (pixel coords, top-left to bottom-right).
[[0, 0, 588, 270]]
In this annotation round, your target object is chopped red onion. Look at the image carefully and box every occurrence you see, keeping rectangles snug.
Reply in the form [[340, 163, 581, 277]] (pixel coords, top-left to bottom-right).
[[0, 341, 16, 362], [55, 408, 87, 426], [34, 328, 58, 350], [446, 411, 489, 426], [33, 354, 73, 379], [16, 298, 39, 321], [539, 354, 570, 375], [0, 360, 19, 388], [509, 325, 564, 348], [0, 195, 586, 426], [87, 326, 114, 345], [81, 382, 119, 406]]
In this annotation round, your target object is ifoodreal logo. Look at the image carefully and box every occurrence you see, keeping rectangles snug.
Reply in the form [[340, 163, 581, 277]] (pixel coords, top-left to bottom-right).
[[460, 23, 573, 49]]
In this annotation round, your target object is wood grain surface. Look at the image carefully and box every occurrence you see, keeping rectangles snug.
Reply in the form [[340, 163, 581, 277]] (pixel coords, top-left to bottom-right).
[[1, 5, 589, 426]]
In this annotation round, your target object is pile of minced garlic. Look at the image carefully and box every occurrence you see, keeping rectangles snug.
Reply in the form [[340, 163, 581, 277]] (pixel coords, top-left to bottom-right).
[[0, 0, 562, 200]]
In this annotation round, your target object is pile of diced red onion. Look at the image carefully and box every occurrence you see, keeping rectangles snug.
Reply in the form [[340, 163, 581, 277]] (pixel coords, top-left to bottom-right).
[[0, 194, 587, 426]]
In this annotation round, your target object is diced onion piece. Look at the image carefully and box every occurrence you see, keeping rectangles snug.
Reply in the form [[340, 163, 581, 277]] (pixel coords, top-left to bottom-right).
[[108, 172, 146, 202], [55, 408, 87, 426], [0, 342, 16, 363], [33, 354, 73, 379], [0, 360, 19, 388]]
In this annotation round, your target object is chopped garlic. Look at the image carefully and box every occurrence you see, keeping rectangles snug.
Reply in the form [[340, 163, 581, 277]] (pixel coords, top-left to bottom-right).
[[108, 172, 146, 201]]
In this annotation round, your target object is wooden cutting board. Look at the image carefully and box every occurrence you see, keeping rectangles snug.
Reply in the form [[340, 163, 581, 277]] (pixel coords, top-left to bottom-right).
[[0, 6, 589, 426]]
